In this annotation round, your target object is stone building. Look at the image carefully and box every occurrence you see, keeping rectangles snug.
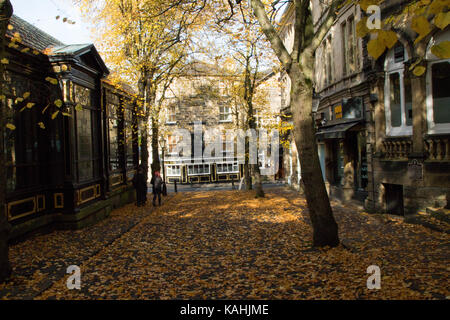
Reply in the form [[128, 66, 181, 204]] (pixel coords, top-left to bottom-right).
[[278, 0, 449, 214], [159, 61, 282, 184], [312, 2, 371, 204], [368, 1, 450, 214], [3, 15, 141, 239]]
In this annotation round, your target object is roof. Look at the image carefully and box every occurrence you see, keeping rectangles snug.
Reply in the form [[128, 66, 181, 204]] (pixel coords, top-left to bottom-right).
[[48, 43, 110, 76], [50, 44, 93, 55], [6, 15, 109, 76], [7, 15, 65, 51]]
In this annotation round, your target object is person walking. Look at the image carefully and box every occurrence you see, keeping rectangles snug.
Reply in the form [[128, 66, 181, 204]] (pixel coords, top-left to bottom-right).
[[150, 171, 163, 207], [132, 165, 147, 207]]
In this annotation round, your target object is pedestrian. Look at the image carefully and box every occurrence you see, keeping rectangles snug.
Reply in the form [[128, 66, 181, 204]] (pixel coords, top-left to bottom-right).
[[150, 171, 163, 207], [132, 165, 147, 207]]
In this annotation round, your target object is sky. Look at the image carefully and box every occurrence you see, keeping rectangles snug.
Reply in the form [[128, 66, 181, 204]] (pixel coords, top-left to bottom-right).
[[10, 0, 95, 45]]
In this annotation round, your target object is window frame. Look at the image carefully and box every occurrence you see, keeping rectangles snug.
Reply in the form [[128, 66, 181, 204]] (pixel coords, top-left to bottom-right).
[[187, 164, 211, 176], [426, 58, 450, 135], [166, 165, 181, 177], [166, 105, 177, 124], [216, 162, 239, 174], [219, 105, 232, 123], [384, 46, 412, 137]]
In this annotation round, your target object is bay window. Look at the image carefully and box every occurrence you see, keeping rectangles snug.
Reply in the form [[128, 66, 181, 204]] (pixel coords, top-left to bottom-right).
[[426, 30, 450, 134]]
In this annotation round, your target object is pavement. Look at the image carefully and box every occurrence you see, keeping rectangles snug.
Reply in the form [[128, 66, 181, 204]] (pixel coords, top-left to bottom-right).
[[0, 187, 448, 300]]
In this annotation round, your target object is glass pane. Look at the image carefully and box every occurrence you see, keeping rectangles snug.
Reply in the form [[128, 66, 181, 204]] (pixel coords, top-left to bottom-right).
[[389, 73, 402, 127], [74, 84, 91, 106], [77, 108, 93, 181], [432, 62, 450, 124], [404, 72, 413, 126]]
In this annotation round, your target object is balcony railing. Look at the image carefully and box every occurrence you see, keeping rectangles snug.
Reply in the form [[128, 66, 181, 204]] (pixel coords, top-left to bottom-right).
[[425, 136, 450, 161], [382, 138, 412, 159]]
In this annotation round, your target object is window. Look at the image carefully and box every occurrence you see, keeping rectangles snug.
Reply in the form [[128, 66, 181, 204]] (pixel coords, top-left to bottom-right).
[[322, 36, 333, 87], [124, 106, 135, 169], [221, 133, 234, 155], [429, 62, 450, 125], [77, 107, 93, 181], [74, 84, 95, 182], [326, 36, 333, 85], [167, 135, 179, 155], [333, 141, 344, 185], [4, 96, 40, 193], [426, 30, 450, 134], [166, 105, 177, 124], [219, 106, 232, 122], [187, 164, 210, 175], [166, 165, 181, 176], [216, 162, 239, 174], [384, 45, 412, 136], [108, 102, 121, 171], [342, 16, 358, 76]]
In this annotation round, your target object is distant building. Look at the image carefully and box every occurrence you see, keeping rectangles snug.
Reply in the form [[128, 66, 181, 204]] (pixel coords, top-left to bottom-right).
[[3, 15, 141, 239], [159, 61, 282, 184]]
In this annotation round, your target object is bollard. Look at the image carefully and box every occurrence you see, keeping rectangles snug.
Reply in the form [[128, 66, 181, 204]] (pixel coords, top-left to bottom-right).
[[174, 180, 178, 193], [231, 176, 235, 190]]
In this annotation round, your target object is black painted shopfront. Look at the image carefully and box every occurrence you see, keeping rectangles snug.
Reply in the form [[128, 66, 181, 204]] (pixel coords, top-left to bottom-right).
[[3, 15, 140, 239]]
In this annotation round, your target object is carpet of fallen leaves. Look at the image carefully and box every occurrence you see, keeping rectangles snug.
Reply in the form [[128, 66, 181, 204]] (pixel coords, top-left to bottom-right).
[[0, 188, 449, 300]]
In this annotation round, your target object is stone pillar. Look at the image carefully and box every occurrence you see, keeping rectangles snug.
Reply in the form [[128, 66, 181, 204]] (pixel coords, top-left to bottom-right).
[[410, 70, 427, 156], [366, 73, 385, 212], [0, 0, 13, 283]]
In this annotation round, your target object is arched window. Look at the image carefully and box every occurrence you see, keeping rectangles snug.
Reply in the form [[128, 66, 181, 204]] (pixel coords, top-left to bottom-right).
[[426, 30, 450, 134], [384, 44, 412, 136]]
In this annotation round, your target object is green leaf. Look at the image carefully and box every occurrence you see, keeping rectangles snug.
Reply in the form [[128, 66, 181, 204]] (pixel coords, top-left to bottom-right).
[[51, 111, 60, 119], [431, 41, 450, 59], [54, 99, 63, 108], [434, 11, 450, 30], [42, 104, 50, 115], [356, 18, 370, 38], [412, 16, 432, 44], [413, 66, 426, 76], [379, 30, 398, 49], [367, 37, 386, 60]]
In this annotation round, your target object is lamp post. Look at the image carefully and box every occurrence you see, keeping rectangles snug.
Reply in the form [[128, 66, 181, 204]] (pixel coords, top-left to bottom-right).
[[0, 0, 13, 283]]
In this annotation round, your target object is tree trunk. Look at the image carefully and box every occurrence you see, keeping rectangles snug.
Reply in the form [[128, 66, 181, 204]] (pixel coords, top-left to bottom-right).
[[151, 115, 161, 176], [0, 0, 13, 283], [252, 163, 264, 198], [244, 138, 252, 190], [289, 62, 339, 247], [138, 75, 150, 182]]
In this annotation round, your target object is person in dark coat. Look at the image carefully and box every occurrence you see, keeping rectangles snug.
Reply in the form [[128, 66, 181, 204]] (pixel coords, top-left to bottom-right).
[[132, 165, 147, 207], [150, 171, 163, 207]]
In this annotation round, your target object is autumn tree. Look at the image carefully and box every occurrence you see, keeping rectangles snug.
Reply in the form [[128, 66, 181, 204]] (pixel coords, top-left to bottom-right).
[[75, 0, 206, 181], [212, 6, 278, 197], [0, 0, 12, 282], [242, 0, 341, 247]]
